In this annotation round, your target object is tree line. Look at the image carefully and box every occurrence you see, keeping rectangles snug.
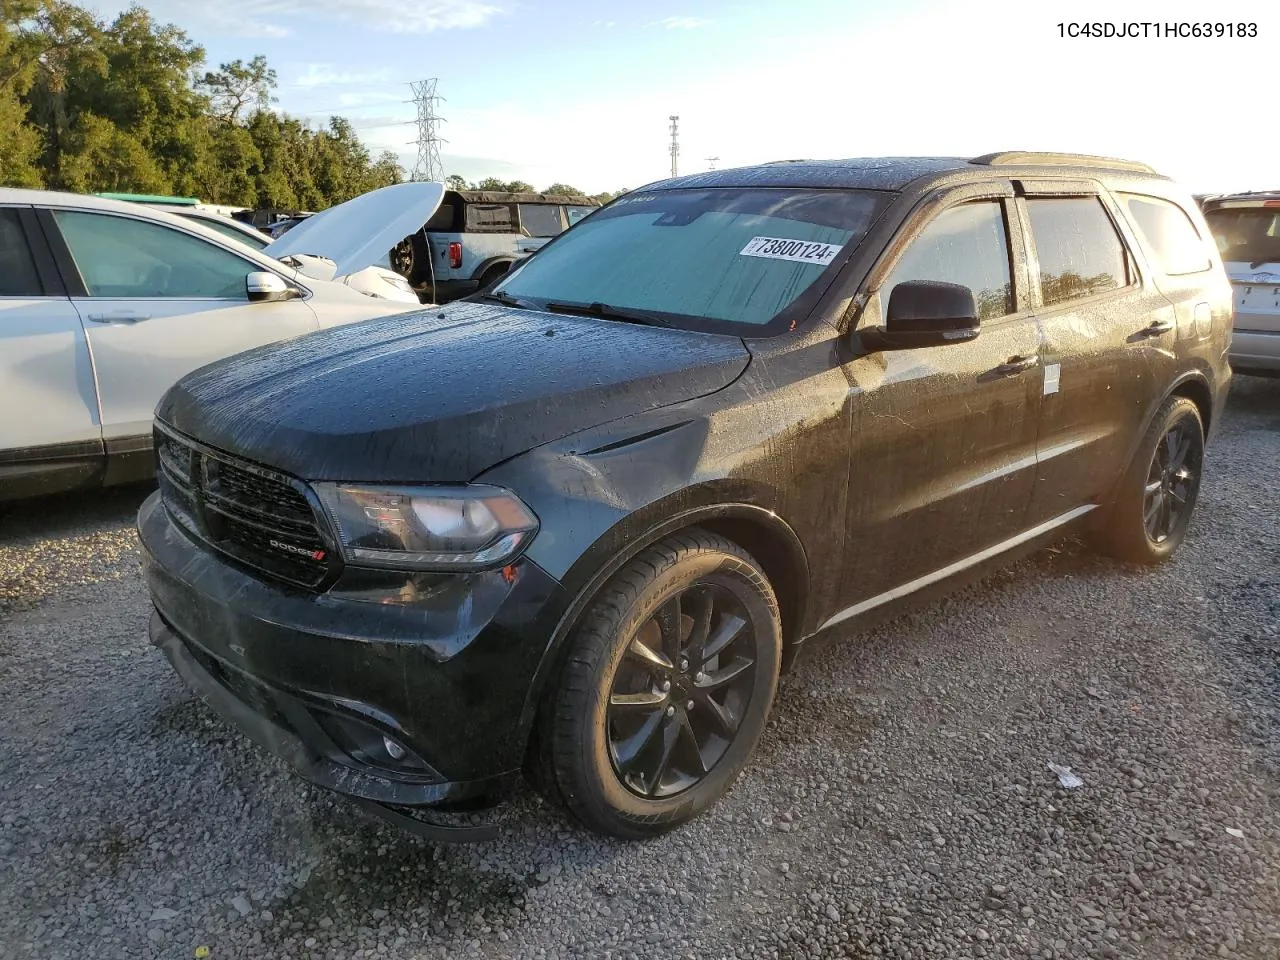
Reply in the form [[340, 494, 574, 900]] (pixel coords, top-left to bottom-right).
[[1, 1, 627, 212]]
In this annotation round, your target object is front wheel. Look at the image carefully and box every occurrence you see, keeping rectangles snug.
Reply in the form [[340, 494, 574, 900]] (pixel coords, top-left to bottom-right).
[[534, 530, 782, 839], [1091, 395, 1205, 564]]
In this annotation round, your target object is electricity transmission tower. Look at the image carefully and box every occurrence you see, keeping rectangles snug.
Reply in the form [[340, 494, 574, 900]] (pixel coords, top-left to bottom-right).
[[409, 79, 447, 182], [669, 115, 680, 178], [706, 156, 719, 170]]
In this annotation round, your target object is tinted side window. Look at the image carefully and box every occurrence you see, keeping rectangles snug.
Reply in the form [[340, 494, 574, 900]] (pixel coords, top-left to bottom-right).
[[53, 211, 252, 299], [425, 200, 458, 232], [1119, 194, 1211, 275], [0, 209, 44, 297], [1027, 198, 1129, 307], [518, 204, 565, 237], [566, 205, 596, 226], [883, 201, 1014, 322], [465, 203, 514, 233]]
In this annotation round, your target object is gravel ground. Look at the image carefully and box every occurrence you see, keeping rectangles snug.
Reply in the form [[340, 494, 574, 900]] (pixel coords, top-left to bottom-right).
[[1, 375, 1278, 960]]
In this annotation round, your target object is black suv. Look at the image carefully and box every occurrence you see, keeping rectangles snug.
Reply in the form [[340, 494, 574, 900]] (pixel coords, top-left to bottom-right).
[[140, 152, 1233, 839]]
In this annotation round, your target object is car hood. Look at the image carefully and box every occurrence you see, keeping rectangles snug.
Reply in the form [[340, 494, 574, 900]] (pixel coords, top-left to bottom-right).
[[264, 181, 445, 278], [156, 301, 751, 482]]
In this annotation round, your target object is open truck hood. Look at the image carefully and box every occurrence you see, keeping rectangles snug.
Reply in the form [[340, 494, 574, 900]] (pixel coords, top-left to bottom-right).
[[264, 181, 445, 279]]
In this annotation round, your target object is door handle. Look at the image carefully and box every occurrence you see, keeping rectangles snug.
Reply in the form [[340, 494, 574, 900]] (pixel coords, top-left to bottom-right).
[[86, 313, 150, 324], [992, 354, 1039, 376], [1134, 318, 1174, 338]]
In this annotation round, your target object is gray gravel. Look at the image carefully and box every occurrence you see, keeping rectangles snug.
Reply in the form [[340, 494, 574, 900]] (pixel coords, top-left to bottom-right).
[[2, 375, 1279, 960]]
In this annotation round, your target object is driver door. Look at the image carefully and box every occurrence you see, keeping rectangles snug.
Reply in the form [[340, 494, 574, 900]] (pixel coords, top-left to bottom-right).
[[838, 191, 1044, 612], [44, 208, 319, 444]]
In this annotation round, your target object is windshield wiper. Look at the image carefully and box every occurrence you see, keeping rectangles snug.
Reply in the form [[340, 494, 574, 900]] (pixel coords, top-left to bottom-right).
[[543, 300, 673, 327], [476, 290, 531, 309]]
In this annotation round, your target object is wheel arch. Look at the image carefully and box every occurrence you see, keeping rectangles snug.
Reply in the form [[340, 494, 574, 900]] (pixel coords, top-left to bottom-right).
[[1102, 369, 1218, 517], [1168, 372, 1214, 438], [472, 256, 515, 283], [516, 500, 811, 753]]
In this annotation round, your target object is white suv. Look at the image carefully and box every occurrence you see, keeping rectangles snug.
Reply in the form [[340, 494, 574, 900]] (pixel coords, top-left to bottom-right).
[[0, 183, 441, 501], [1202, 192, 1280, 377]]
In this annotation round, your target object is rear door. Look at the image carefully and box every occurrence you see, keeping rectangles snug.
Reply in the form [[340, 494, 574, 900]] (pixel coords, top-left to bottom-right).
[[0, 205, 103, 494], [1016, 183, 1172, 526], [42, 207, 319, 447]]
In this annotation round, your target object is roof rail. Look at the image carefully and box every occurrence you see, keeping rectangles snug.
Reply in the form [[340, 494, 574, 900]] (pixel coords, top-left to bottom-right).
[[970, 151, 1156, 174]]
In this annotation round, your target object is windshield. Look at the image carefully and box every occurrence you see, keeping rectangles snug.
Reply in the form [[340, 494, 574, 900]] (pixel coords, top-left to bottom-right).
[[1204, 207, 1280, 265], [494, 187, 889, 333]]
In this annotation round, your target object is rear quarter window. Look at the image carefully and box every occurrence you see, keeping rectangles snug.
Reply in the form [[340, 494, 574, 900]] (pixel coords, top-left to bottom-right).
[[465, 203, 515, 233], [424, 200, 459, 232], [1119, 194, 1212, 275]]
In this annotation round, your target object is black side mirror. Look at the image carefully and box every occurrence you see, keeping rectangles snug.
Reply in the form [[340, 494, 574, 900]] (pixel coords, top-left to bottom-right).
[[861, 280, 981, 352]]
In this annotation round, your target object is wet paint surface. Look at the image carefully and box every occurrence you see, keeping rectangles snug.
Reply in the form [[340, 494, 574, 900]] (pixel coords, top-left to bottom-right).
[[141, 157, 1234, 810], [157, 300, 751, 483]]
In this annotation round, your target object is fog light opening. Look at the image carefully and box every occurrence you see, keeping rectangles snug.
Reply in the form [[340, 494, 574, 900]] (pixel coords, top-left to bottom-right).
[[383, 736, 407, 761]]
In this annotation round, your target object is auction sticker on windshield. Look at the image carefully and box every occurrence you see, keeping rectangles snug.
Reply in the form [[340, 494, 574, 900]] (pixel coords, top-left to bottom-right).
[[740, 236, 842, 265]]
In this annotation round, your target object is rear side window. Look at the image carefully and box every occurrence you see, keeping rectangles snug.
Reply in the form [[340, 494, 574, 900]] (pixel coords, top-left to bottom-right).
[[465, 203, 514, 233], [1027, 198, 1129, 307], [424, 201, 457, 232], [0, 209, 44, 297], [518, 204, 564, 237], [566, 204, 596, 226], [882, 201, 1014, 322], [1120, 194, 1211, 275]]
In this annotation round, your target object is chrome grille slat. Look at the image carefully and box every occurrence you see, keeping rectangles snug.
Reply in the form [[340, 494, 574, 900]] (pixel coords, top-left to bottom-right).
[[153, 426, 331, 589]]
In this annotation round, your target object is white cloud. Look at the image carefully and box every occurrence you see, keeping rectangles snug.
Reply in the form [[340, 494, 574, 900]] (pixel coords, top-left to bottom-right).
[[289, 64, 395, 88], [113, 0, 502, 37], [659, 16, 709, 30]]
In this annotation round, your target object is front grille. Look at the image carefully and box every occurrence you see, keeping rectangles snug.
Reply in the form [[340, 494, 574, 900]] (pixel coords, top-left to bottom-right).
[[156, 426, 333, 588]]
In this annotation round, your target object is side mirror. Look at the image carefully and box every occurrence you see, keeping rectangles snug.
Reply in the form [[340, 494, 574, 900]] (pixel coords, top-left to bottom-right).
[[246, 271, 299, 303], [861, 280, 980, 352]]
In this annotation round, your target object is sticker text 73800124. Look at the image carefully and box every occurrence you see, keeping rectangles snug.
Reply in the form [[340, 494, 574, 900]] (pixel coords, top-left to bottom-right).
[[739, 236, 843, 266]]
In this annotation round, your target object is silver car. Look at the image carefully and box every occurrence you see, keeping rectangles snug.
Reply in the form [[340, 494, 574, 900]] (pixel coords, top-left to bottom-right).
[[1202, 192, 1280, 377], [0, 184, 440, 501]]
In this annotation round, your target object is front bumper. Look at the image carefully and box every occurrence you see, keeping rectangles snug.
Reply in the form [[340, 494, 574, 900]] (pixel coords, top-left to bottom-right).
[[139, 490, 566, 809], [1229, 329, 1280, 377]]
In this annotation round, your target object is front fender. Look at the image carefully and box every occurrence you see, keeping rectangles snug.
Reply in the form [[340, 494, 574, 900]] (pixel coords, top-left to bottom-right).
[[476, 412, 810, 756]]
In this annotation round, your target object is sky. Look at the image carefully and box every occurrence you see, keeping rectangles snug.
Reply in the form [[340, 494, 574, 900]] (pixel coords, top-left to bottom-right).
[[89, 0, 1275, 195]]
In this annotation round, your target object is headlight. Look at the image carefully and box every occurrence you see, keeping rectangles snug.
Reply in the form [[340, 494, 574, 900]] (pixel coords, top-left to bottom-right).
[[313, 484, 539, 571], [380, 273, 414, 295]]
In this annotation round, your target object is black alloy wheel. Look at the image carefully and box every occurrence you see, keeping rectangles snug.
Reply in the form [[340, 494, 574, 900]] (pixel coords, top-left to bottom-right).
[[607, 582, 758, 798], [1092, 395, 1205, 564], [532, 530, 782, 839], [1143, 419, 1202, 544]]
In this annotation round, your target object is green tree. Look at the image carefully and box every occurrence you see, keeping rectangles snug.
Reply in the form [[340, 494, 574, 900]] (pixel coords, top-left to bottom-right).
[[544, 182, 586, 197], [1, 0, 408, 207], [197, 54, 275, 125], [445, 173, 469, 190]]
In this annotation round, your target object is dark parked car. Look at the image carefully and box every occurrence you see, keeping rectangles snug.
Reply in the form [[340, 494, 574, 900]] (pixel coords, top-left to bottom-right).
[[139, 152, 1233, 839]]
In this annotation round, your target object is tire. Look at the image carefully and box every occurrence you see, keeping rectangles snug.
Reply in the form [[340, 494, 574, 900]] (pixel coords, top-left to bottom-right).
[[477, 263, 510, 290], [1091, 395, 1205, 565], [533, 530, 782, 839], [390, 232, 431, 285]]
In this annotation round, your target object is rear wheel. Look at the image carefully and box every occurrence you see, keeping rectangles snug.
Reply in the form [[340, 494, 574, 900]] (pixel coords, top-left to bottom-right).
[[477, 263, 510, 290], [534, 530, 782, 839], [1091, 395, 1204, 564]]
